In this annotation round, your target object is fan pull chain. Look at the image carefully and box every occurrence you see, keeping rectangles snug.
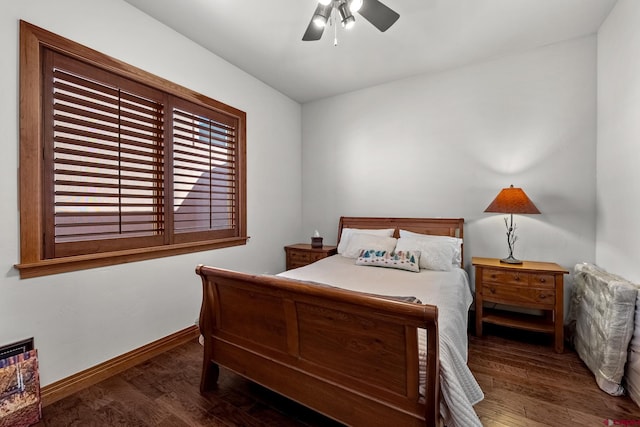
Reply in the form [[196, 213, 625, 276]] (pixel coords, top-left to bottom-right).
[[333, 6, 338, 46]]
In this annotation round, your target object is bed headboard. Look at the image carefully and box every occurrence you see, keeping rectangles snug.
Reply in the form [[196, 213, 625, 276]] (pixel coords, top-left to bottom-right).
[[337, 216, 465, 263]]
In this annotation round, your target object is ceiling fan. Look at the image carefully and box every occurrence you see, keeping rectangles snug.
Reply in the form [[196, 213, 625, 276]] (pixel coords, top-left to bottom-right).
[[302, 0, 400, 41]]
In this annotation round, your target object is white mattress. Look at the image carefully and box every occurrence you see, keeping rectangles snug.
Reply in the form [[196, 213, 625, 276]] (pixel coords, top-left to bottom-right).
[[278, 255, 483, 427]]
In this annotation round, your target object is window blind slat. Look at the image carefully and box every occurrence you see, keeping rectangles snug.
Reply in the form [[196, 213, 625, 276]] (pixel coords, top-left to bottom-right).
[[54, 147, 163, 169], [54, 112, 162, 141], [55, 169, 163, 183], [54, 133, 163, 158], [174, 131, 236, 148], [54, 78, 163, 118], [174, 190, 236, 197], [53, 69, 118, 95], [56, 219, 158, 228], [173, 173, 234, 182], [55, 202, 162, 208], [55, 190, 161, 199], [173, 150, 236, 163], [56, 229, 162, 241], [55, 159, 160, 176], [172, 138, 236, 153], [55, 211, 159, 217], [55, 180, 160, 191], [173, 110, 236, 131]]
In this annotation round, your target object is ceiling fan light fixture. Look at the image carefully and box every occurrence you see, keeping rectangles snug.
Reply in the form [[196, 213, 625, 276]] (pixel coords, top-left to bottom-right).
[[349, 0, 363, 13], [312, 13, 328, 28], [311, 4, 332, 29], [303, 0, 400, 41], [338, 2, 355, 29], [343, 15, 355, 29]]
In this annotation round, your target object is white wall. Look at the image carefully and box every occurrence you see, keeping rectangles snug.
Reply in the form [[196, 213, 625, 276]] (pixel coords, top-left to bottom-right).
[[302, 36, 598, 302], [596, 0, 640, 284], [0, 0, 302, 386]]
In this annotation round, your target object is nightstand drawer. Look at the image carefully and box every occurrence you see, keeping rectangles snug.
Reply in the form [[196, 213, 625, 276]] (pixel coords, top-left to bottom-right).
[[530, 273, 555, 288], [482, 284, 555, 308], [288, 261, 309, 270], [482, 269, 529, 286], [309, 252, 327, 262], [483, 269, 556, 288], [289, 251, 311, 264]]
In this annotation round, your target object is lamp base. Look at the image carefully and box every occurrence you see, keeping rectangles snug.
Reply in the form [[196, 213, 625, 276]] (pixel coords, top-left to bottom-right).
[[500, 255, 523, 264]]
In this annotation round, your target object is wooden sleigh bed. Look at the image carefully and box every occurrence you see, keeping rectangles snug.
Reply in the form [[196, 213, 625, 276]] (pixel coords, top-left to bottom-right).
[[196, 217, 467, 427]]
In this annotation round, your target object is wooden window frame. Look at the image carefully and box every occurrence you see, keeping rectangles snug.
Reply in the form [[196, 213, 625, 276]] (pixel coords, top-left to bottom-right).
[[16, 21, 247, 278]]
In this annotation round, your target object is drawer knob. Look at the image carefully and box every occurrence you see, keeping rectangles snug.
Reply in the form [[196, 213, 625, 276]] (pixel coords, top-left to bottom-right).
[[539, 294, 546, 299], [489, 287, 496, 294], [539, 278, 546, 283], [514, 275, 520, 281], [490, 274, 496, 279]]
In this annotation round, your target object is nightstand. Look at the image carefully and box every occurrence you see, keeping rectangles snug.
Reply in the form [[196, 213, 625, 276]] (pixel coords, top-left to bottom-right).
[[284, 244, 338, 270], [472, 257, 568, 353]]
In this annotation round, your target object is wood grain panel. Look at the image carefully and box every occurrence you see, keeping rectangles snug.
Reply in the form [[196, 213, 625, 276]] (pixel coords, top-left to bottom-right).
[[482, 284, 555, 308], [297, 301, 408, 395], [216, 283, 288, 353], [482, 269, 530, 286], [338, 217, 464, 240]]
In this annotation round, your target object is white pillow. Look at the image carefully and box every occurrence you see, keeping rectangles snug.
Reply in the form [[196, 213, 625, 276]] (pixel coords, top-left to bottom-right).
[[337, 228, 395, 254], [395, 237, 454, 271], [398, 229, 463, 267], [342, 233, 397, 259]]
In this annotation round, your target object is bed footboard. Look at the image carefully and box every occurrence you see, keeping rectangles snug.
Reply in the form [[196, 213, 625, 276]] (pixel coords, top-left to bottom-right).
[[196, 265, 440, 427]]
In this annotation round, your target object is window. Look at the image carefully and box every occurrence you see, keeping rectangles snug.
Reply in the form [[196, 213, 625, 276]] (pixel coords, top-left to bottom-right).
[[17, 21, 247, 278]]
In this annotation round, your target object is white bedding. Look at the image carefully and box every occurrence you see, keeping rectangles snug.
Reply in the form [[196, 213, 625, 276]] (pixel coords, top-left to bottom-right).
[[278, 255, 483, 427]]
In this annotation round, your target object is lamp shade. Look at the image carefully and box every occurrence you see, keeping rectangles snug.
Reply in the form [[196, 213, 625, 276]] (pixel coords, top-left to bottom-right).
[[484, 185, 540, 214]]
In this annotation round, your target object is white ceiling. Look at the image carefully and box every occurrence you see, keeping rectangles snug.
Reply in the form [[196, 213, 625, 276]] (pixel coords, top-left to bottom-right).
[[123, 0, 617, 104]]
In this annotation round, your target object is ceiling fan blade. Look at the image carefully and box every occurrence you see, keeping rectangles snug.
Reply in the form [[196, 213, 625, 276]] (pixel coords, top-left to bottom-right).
[[302, 4, 331, 41], [358, 0, 400, 32]]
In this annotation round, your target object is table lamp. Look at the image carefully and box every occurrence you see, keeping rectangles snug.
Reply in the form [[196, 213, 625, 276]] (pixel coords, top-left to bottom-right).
[[484, 184, 540, 264]]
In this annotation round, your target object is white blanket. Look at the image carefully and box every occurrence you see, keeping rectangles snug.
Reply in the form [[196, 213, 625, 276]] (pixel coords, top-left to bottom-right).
[[278, 255, 483, 427]]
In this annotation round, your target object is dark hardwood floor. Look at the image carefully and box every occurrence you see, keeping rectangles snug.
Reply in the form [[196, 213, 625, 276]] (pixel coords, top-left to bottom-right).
[[470, 325, 640, 426], [37, 326, 640, 426]]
